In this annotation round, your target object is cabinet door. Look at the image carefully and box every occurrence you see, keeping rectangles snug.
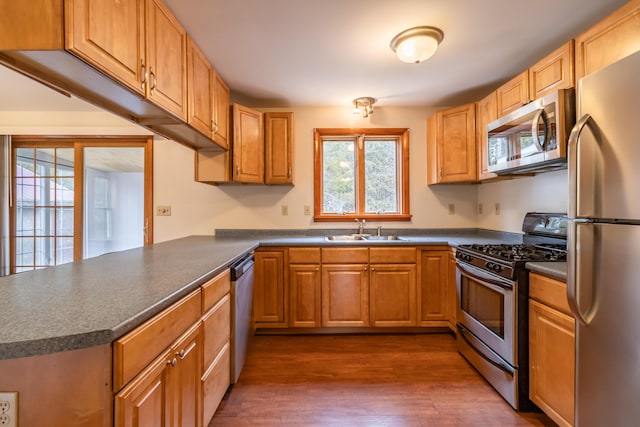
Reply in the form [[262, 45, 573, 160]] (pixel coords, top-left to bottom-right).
[[426, 114, 439, 185], [114, 350, 169, 427], [145, 0, 188, 120], [253, 250, 286, 326], [321, 264, 369, 327], [528, 41, 575, 100], [187, 36, 213, 138], [418, 250, 449, 326], [265, 112, 294, 184], [212, 72, 230, 149], [575, 0, 640, 79], [529, 300, 575, 427], [438, 103, 477, 183], [289, 264, 321, 327], [370, 264, 416, 327], [66, 0, 145, 95], [496, 71, 529, 116], [448, 251, 457, 329], [167, 323, 202, 427], [476, 91, 498, 181], [232, 104, 265, 183]]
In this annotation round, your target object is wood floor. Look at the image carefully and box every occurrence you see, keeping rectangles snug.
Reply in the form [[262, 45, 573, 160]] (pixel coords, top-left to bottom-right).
[[209, 333, 556, 427]]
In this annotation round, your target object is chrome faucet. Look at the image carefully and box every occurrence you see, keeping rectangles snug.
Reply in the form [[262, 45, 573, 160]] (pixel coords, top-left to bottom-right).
[[355, 218, 366, 235]]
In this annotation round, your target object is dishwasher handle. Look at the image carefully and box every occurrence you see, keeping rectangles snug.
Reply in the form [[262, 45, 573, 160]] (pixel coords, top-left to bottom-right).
[[230, 254, 254, 281]]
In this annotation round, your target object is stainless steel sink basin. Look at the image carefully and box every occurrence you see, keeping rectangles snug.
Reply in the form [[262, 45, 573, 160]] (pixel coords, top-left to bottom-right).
[[364, 235, 402, 241], [325, 234, 369, 241]]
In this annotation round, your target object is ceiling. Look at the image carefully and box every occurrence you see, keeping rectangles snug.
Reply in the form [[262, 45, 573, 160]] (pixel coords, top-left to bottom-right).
[[0, 0, 630, 112]]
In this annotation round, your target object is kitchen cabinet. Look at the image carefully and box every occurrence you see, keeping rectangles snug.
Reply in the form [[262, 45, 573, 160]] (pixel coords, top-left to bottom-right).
[[496, 71, 529, 116], [68, 0, 188, 121], [321, 248, 370, 327], [200, 270, 231, 426], [476, 91, 499, 181], [528, 41, 575, 100], [212, 72, 231, 149], [187, 35, 214, 138], [265, 112, 294, 184], [528, 273, 575, 427], [417, 247, 450, 328], [369, 247, 417, 327], [448, 250, 457, 330], [427, 103, 477, 184], [113, 289, 202, 426], [253, 249, 287, 327], [575, 0, 640, 79], [232, 104, 265, 183], [288, 248, 321, 327]]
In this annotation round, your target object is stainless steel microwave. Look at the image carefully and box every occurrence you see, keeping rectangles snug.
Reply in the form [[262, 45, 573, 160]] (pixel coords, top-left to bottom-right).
[[487, 88, 575, 175]]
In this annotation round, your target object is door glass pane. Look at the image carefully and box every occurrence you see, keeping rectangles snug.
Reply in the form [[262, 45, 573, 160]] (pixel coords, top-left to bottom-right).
[[35, 148, 55, 177], [364, 139, 398, 213], [16, 148, 34, 176], [461, 277, 505, 338], [84, 147, 145, 259], [35, 237, 55, 266], [322, 139, 355, 213]]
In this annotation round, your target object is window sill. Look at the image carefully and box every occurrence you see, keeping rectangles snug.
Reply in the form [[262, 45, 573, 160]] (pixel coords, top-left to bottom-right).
[[314, 214, 412, 222]]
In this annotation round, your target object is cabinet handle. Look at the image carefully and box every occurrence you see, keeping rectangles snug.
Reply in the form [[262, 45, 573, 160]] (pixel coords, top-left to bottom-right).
[[167, 357, 177, 367], [211, 119, 215, 132], [236, 164, 240, 176], [439, 168, 443, 180], [177, 349, 186, 359], [288, 166, 292, 178], [213, 120, 219, 134], [140, 59, 147, 91], [149, 67, 157, 94]]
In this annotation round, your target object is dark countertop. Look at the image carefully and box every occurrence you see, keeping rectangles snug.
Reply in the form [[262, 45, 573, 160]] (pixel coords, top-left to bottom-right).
[[526, 261, 567, 281], [0, 229, 525, 360]]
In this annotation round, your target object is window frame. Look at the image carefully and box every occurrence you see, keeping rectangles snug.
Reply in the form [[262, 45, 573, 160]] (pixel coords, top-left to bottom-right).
[[313, 128, 411, 222]]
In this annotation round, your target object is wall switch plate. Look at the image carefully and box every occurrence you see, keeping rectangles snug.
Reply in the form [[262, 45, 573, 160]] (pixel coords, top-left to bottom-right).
[[303, 205, 311, 215], [478, 203, 484, 214], [0, 392, 17, 427], [448, 203, 455, 215], [156, 205, 171, 216], [281, 205, 289, 216], [495, 203, 501, 215]]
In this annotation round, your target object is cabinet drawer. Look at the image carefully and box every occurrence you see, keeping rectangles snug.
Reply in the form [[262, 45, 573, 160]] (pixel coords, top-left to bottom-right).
[[322, 247, 368, 264], [202, 269, 231, 312], [370, 247, 416, 263], [202, 343, 231, 425], [289, 247, 321, 264], [113, 289, 202, 391], [529, 273, 571, 315], [202, 294, 231, 369]]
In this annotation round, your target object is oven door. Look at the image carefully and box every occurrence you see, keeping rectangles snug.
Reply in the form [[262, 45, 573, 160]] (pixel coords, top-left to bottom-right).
[[456, 261, 517, 366]]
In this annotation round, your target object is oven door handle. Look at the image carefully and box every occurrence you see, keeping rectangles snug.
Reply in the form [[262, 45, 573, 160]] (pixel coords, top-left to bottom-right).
[[456, 261, 513, 291], [457, 324, 515, 377]]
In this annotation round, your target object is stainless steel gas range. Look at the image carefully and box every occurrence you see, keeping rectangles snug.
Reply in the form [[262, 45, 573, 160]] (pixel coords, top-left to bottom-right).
[[455, 213, 567, 411]]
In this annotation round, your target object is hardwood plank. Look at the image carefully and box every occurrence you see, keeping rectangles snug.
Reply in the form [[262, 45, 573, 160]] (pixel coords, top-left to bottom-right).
[[208, 334, 555, 426]]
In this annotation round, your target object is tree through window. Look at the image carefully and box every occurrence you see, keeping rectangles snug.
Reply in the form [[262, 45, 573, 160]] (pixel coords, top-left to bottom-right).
[[313, 128, 410, 222]]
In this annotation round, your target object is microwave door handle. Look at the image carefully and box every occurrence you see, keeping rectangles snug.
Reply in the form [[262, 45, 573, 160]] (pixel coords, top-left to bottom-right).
[[530, 109, 548, 151]]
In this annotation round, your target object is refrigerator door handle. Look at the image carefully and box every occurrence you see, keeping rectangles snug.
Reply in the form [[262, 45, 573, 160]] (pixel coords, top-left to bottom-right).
[[568, 113, 597, 219], [567, 220, 597, 325]]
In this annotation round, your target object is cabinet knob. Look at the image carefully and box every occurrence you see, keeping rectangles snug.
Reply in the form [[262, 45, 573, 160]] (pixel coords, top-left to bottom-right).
[[167, 357, 177, 367], [177, 349, 186, 359], [371, 267, 375, 271], [315, 267, 319, 271], [364, 267, 368, 271]]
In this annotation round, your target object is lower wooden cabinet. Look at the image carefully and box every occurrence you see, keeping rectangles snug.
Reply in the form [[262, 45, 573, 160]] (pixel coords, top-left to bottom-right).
[[529, 273, 575, 427], [370, 263, 416, 327], [253, 249, 286, 327], [321, 263, 370, 327], [289, 263, 322, 327], [115, 322, 202, 427], [417, 248, 452, 328]]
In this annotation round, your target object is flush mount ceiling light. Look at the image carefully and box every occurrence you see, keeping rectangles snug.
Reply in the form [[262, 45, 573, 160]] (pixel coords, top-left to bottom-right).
[[390, 26, 444, 64], [353, 97, 376, 118]]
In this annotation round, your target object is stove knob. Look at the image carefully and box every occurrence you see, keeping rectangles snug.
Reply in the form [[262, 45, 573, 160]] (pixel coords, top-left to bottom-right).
[[486, 262, 494, 270], [493, 264, 503, 273]]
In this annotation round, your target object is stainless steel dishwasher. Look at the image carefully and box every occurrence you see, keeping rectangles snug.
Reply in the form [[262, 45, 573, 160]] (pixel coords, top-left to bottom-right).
[[230, 253, 255, 383]]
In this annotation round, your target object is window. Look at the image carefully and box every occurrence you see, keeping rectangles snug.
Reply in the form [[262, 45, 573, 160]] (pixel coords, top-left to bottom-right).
[[9, 136, 153, 274], [314, 128, 410, 222]]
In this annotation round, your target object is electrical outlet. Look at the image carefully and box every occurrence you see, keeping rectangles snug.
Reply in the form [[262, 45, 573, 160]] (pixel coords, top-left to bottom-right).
[[303, 205, 311, 215], [156, 205, 171, 216], [281, 205, 289, 216], [0, 392, 17, 427], [448, 203, 455, 215], [495, 203, 501, 215], [478, 203, 484, 214]]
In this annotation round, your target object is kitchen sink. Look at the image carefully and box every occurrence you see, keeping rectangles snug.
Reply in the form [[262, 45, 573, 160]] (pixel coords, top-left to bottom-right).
[[325, 234, 368, 241], [364, 235, 402, 241]]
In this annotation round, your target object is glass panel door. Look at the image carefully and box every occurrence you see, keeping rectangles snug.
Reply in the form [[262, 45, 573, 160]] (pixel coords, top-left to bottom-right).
[[83, 147, 145, 259]]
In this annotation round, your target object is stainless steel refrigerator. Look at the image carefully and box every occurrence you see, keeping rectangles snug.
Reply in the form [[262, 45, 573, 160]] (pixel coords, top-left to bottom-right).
[[567, 50, 640, 426]]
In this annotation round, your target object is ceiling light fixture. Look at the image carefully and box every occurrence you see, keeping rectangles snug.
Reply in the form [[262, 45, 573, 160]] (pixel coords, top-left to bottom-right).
[[353, 97, 376, 118], [390, 26, 444, 64]]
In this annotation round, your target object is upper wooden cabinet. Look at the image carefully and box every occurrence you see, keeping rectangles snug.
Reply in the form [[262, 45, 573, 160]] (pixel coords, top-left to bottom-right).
[[232, 104, 265, 183], [67, 0, 188, 121], [212, 72, 230, 149], [476, 91, 498, 181], [575, 0, 640, 79], [265, 112, 294, 184], [528, 41, 575, 100], [187, 36, 214, 137], [495, 71, 529, 116], [427, 103, 477, 184]]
